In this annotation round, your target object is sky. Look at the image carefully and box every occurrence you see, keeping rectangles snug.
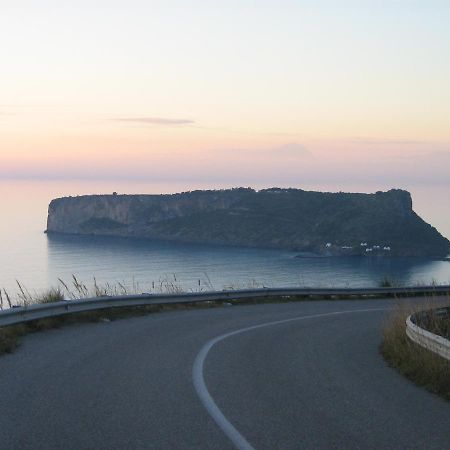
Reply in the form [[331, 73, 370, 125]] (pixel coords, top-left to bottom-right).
[[1, 1, 450, 187]]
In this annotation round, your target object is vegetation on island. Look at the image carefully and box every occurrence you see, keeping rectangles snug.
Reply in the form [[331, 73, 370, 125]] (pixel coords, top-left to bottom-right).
[[47, 188, 450, 258]]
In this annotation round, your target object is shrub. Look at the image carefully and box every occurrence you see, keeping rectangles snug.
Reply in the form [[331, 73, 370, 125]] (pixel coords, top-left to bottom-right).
[[36, 287, 65, 304]]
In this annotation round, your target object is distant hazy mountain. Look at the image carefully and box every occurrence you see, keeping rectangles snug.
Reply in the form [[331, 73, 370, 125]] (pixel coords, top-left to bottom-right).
[[46, 188, 450, 257]]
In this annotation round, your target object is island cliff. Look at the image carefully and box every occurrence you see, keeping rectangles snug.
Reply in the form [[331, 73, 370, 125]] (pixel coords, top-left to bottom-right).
[[46, 188, 450, 257]]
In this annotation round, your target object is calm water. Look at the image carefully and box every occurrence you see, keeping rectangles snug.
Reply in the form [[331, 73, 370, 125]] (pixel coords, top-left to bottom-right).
[[1, 180, 450, 303]]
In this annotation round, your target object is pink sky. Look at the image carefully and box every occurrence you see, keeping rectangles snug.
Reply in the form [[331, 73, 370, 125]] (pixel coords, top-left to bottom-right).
[[1, 2, 449, 187]]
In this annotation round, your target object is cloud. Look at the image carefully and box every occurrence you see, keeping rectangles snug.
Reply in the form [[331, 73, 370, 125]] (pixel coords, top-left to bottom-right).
[[349, 137, 425, 146], [270, 142, 312, 158], [112, 117, 194, 126], [214, 142, 312, 159]]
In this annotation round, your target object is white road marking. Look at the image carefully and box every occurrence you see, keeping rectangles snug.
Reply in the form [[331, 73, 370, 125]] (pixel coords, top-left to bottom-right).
[[192, 307, 388, 450]]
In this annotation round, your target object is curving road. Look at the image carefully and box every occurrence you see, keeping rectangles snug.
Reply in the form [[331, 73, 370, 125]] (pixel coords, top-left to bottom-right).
[[0, 299, 449, 449]]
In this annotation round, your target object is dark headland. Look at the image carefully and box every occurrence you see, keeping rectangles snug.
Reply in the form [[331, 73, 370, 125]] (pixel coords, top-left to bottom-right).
[[46, 188, 450, 258]]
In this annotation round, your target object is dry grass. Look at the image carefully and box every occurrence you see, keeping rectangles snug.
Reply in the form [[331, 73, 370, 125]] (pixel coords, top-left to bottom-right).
[[0, 271, 240, 355], [2, 277, 450, 366], [414, 307, 450, 339], [0, 275, 217, 357], [0, 324, 27, 354], [0, 286, 385, 357], [0, 275, 190, 309], [380, 298, 450, 401]]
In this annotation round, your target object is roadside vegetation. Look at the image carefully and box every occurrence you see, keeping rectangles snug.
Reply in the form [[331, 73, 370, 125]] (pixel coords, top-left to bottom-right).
[[0, 296, 234, 355], [0, 275, 189, 309], [2, 276, 450, 360], [413, 307, 450, 340], [0, 275, 271, 355], [380, 299, 450, 401], [379, 276, 399, 288], [0, 275, 211, 355], [378, 277, 442, 289]]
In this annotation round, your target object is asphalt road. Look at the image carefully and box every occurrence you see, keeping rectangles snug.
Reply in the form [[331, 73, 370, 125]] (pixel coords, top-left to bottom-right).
[[0, 299, 448, 449]]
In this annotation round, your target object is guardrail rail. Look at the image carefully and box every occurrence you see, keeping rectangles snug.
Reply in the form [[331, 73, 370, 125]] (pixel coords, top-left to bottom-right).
[[1, 285, 450, 328], [406, 307, 450, 361]]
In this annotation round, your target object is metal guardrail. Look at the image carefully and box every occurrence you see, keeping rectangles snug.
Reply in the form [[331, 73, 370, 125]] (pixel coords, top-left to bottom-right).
[[406, 307, 450, 361], [1, 285, 449, 328]]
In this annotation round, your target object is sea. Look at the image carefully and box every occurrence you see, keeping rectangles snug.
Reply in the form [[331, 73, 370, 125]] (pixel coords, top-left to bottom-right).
[[1, 180, 450, 304]]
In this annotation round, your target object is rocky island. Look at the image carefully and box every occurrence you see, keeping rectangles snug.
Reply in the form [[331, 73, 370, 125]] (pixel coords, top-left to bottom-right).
[[46, 188, 450, 257]]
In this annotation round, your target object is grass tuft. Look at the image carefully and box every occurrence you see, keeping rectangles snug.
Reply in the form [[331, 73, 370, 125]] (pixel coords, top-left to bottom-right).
[[380, 276, 397, 288], [0, 324, 27, 354], [35, 287, 65, 304]]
